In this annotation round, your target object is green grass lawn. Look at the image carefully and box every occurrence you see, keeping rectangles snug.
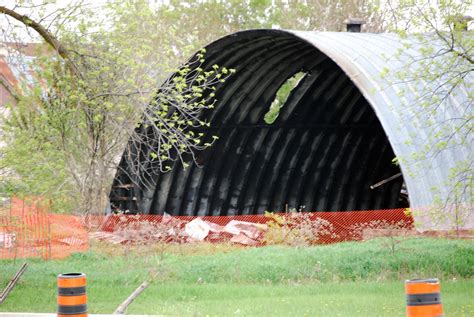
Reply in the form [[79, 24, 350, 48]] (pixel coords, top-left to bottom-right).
[[1, 237, 473, 316]]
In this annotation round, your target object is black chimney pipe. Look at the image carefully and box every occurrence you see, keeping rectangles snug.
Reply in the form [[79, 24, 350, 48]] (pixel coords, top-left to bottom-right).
[[344, 18, 365, 32]]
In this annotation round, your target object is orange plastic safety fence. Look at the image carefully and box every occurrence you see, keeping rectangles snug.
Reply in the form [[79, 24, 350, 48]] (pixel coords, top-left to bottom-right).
[[0, 198, 88, 260], [99, 208, 413, 245], [0, 196, 413, 259]]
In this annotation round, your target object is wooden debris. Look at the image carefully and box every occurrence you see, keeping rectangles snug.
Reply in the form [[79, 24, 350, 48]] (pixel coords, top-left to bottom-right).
[[0, 263, 28, 304], [370, 172, 402, 189], [114, 281, 150, 314]]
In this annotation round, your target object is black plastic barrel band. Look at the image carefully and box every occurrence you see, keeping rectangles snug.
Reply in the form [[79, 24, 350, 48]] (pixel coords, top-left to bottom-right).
[[58, 287, 86, 296], [406, 293, 441, 306], [57, 304, 87, 314]]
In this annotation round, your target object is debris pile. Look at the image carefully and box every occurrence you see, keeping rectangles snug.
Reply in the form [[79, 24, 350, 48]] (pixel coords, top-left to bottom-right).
[[91, 214, 268, 246]]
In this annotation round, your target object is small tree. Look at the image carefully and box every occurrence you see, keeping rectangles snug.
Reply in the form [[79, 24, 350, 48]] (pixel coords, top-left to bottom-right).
[[0, 1, 232, 214]]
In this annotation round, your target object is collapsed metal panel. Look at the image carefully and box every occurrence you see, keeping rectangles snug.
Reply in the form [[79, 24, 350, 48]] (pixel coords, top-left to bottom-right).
[[110, 30, 471, 219]]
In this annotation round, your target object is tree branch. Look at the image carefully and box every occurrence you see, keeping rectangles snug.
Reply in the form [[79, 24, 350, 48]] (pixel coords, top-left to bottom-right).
[[0, 5, 81, 77], [0, 77, 20, 102]]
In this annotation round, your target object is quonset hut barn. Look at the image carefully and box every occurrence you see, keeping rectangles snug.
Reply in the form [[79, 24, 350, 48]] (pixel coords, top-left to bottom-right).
[[110, 29, 472, 230]]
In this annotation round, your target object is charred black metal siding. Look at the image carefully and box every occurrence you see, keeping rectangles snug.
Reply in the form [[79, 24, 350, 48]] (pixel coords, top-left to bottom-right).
[[110, 30, 407, 215]]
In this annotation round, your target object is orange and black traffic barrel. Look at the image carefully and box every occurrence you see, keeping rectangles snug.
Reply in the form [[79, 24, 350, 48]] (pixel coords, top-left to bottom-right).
[[405, 278, 443, 317], [57, 273, 87, 317]]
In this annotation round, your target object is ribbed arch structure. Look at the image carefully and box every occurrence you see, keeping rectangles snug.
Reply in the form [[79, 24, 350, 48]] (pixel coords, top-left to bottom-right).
[[110, 29, 471, 222]]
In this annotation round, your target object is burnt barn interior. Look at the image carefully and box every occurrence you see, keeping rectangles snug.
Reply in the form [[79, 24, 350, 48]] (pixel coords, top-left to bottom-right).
[[110, 29, 470, 219]]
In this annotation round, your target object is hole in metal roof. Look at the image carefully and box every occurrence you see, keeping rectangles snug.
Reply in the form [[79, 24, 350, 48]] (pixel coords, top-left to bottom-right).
[[264, 71, 307, 124]]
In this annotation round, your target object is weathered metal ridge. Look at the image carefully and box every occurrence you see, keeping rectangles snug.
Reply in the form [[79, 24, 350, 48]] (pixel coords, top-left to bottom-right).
[[110, 29, 472, 225]]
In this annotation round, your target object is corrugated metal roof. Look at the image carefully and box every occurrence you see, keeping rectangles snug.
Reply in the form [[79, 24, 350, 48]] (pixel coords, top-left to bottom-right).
[[110, 29, 472, 229], [290, 31, 472, 214]]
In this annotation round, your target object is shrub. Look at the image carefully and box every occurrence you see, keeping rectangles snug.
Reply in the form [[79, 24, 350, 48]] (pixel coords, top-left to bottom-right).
[[263, 210, 337, 246]]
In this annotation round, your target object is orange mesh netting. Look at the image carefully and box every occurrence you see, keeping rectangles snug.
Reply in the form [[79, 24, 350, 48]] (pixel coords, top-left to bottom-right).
[[98, 209, 413, 245], [0, 198, 88, 259], [1, 196, 413, 259]]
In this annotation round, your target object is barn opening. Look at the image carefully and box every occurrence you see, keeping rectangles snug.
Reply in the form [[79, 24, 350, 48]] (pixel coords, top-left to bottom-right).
[[110, 30, 409, 216]]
